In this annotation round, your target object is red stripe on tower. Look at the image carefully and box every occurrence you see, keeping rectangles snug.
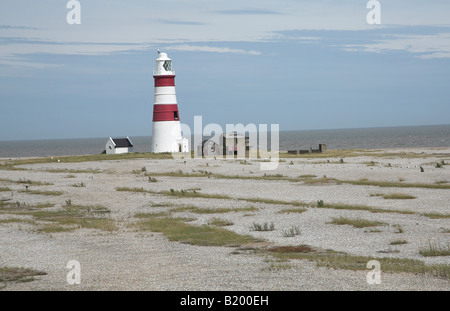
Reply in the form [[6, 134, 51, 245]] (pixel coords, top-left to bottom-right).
[[153, 104, 180, 122], [154, 75, 175, 87]]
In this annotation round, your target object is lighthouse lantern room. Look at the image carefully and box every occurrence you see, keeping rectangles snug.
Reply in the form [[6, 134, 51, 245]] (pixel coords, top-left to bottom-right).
[[151, 51, 189, 153]]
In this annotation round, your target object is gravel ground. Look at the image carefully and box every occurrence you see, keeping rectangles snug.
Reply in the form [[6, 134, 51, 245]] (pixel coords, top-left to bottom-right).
[[0, 148, 449, 291]]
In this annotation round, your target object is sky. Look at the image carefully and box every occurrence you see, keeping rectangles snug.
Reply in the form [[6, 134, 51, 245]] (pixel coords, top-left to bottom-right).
[[0, 0, 449, 141]]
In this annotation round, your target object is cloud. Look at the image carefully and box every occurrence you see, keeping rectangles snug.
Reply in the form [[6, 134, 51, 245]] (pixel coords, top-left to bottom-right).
[[341, 32, 450, 59], [214, 8, 283, 15], [275, 26, 450, 59], [165, 44, 261, 55], [0, 55, 62, 69], [156, 19, 206, 26], [0, 37, 152, 67], [0, 25, 40, 30]]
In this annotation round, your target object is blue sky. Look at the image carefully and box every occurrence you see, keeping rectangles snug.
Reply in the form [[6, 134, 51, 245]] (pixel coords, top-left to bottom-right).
[[1, 0, 449, 141]]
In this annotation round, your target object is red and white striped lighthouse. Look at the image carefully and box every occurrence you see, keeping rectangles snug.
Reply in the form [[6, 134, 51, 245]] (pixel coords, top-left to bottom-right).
[[152, 51, 189, 153]]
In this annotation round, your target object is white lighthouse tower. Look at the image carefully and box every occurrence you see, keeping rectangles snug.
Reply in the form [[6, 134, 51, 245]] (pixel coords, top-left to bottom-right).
[[151, 51, 189, 153]]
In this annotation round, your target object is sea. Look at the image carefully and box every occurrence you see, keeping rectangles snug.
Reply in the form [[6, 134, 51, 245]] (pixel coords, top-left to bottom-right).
[[0, 124, 449, 158]]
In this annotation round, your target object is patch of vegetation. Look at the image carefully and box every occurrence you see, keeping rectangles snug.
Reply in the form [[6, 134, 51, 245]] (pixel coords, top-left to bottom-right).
[[0, 201, 116, 233], [262, 257, 293, 271], [302, 175, 450, 189], [315, 201, 414, 215], [0, 178, 53, 186], [281, 226, 301, 237], [0, 187, 11, 192], [421, 213, 450, 219], [71, 182, 86, 188], [277, 207, 307, 214], [328, 217, 388, 228], [0, 164, 28, 171], [298, 174, 317, 179], [239, 197, 308, 207], [419, 242, 450, 257], [250, 222, 275, 232], [365, 161, 378, 167], [435, 180, 448, 184], [116, 187, 148, 193], [302, 176, 336, 185], [390, 239, 408, 245], [150, 170, 294, 182], [116, 187, 308, 208], [138, 165, 450, 190], [208, 218, 234, 227], [2, 152, 174, 168], [269, 245, 315, 253], [343, 178, 450, 190], [134, 214, 258, 246], [163, 189, 232, 200], [314, 200, 449, 219], [171, 205, 257, 214], [0, 201, 54, 211], [371, 193, 416, 200], [267, 245, 450, 280], [34, 205, 116, 233], [117, 186, 450, 219], [0, 218, 36, 225], [0, 267, 46, 287], [19, 190, 64, 196], [134, 212, 171, 218], [42, 168, 101, 174]]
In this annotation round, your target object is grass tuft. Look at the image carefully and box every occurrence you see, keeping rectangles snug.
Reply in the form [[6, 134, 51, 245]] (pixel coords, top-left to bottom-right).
[[0, 267, 46, 286], [390, 239, 408, 245], [208, 218, 234, 227], [419, 242, 450, 257], [371, 193, 416, 200], [134, 214, 257, 246], [278, 207, 307, 214], [328, 217, 388, 228], [281, 226, 301, 237], [19, 190, 64, 196], [250, 222, 275, 231]]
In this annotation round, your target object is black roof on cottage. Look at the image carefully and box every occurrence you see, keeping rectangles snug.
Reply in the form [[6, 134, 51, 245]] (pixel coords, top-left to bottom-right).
[[111, 137, 133, 148]]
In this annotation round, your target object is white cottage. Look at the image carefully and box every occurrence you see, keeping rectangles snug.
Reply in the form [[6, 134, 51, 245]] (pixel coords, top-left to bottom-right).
[[105, 137, 134, 154]]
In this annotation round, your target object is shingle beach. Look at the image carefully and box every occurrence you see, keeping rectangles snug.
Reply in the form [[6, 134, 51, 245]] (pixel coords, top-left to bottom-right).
[[1, 148, 449, 290]]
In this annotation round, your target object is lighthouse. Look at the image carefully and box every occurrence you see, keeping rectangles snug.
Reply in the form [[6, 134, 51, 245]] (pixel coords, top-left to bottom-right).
[[151, 51, 189, 153]]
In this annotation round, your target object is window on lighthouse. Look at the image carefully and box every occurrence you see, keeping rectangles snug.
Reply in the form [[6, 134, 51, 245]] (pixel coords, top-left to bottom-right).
[[163, 60, 172, 71], [174, 111, 179, 120]]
